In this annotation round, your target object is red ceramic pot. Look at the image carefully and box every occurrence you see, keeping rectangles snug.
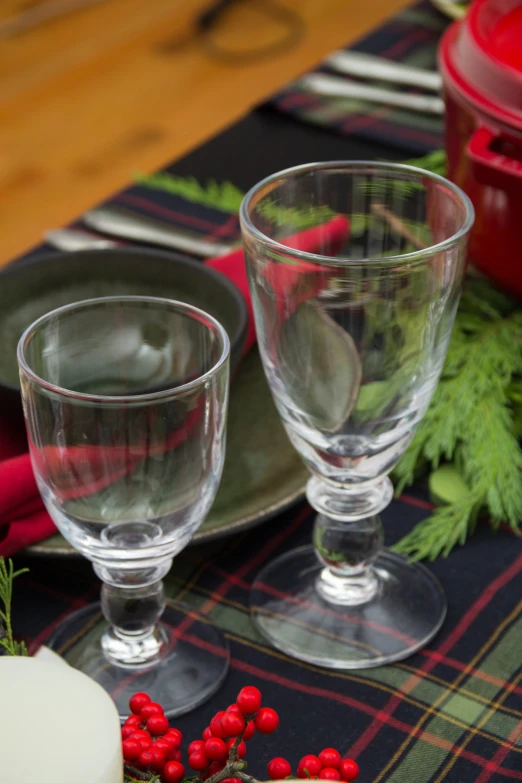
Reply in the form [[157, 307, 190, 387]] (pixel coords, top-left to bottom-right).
[[439, 0, 522, 297]]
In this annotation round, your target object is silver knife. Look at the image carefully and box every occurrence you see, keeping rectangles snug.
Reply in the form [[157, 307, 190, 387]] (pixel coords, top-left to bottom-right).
[[297, 73, 444, 115], [45, 227, 120, 252], [325, 51, 442, 93], [83, 205, 235, 258], [44, 227, 209, 269]]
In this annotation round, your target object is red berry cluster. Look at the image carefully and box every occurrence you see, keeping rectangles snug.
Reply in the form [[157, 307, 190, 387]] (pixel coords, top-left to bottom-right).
[[121, 687, 360, 783], [267, 749, 359, 782], [187, 686, 279, 783], [121, 692, 185, 783]]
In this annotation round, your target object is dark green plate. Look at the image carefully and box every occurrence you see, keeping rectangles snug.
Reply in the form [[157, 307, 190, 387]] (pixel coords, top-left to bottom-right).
[[0, 249, 307, 555]]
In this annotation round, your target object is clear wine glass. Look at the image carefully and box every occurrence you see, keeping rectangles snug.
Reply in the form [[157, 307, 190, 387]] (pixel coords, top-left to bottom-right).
[[240, 162, 474, 668], [18, 296, 230, 715]]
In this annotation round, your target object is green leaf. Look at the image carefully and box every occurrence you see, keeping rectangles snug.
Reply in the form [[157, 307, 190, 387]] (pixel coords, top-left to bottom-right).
[[429, 465, 469, 506]]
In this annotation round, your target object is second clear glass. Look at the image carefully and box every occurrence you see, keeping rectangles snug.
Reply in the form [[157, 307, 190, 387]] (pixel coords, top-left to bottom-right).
[[240, 162, 474, 669], [18, 296, 230, 715]]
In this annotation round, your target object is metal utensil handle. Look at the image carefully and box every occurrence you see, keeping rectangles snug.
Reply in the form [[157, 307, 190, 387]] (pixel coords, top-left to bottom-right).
[[299, 73, 444, 115], [45, 228, 120, 252], [325, 51, 442, 93], [84, 206, 234, 258]]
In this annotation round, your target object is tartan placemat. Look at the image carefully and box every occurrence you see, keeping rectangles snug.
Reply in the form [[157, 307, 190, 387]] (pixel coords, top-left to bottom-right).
[[12, 490, 522, 783], [268, 0, 449, 155]]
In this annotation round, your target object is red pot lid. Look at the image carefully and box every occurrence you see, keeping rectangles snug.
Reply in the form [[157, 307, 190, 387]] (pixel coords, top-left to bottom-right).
[[440, 0, 522, 129]]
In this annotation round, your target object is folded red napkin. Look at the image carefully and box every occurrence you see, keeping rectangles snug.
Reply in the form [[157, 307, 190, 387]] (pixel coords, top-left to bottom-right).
[[0, 215, 349, 556]]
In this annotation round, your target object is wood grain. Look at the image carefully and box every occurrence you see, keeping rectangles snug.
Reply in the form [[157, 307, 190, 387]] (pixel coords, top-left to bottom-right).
[[1, 0, 406, 265]]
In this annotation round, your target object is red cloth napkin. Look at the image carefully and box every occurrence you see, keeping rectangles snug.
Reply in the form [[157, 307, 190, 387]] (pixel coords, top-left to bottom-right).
[[0, 216, 349, 556]]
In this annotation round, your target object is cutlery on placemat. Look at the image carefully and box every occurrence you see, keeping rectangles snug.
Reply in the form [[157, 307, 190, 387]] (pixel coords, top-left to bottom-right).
[[297, 73, 444, 115], [83, 205, 235, 258], [45, 228, 120, 252], [324, 51, 442, 92], [44, 228, 212, 270]]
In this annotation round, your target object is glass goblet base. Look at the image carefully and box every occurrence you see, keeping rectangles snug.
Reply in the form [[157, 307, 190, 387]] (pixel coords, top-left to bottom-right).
[[47, 601, 230, 718], [250, 545, 446, 669]]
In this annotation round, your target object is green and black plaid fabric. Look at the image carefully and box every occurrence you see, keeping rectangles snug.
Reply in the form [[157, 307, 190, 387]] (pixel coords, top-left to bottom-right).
[[13, 492, 522, 783], [269, 0, 448, 155]]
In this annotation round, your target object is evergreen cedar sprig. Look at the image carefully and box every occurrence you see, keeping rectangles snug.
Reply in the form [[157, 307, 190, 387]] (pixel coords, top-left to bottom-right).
[[122, 688, 359, 783], [393, 278, 522, 560], [0, 557, 29, 656], [133, 172, 333, 230]]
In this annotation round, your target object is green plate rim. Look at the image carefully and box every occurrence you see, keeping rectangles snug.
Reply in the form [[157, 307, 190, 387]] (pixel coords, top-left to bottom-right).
[[23, 484, 306, 557], [3, 249, 307, 558]]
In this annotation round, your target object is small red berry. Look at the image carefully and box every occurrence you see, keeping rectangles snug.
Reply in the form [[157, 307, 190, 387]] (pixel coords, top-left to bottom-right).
[[160, 737, 180, 758], [319, 749, 342, 770], [122, 725, 136, 740], [151, 747, 167, 772], [188, 740, 206, 756], [163, 761, 185, 783], [125, 714, 142, 727], [166, 728, 183, 746], [202, 727, 213, 741], [227, 704, 242, 714], [319, 769, 341, 781], [153, 739, 173, 756], [131, 730, 153, 751], [189, 751, 209, 771], [339, 760, 359, 782], [206, 761, 226, 777], [205, 737, 228, 761], [236, 686, 262, 715], [148, 714, 170, 736], [122, 738, 142, 761], [255, 707, 279, 734], [174, 750, 183, 763], [268, 757, 292, 779], [141, 702, 164, 721], [298, 755, 322, 778], [222, 779, 242, 783], [129, 692, 152, 715], [138, 749, 155, 768], [210, 711, 227, 739], [221, 710, 245, 737], [243, 720, 256, 741]]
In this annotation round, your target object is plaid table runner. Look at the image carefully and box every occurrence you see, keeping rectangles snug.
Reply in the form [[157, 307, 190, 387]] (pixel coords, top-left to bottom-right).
[[12, 493, 522, 783], [6, 9, 522, 783], [268, 0, 448, 155]]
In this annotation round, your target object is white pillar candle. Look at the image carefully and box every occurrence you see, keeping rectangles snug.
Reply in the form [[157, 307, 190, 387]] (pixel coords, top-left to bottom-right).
[[0, 656, 123, 783]]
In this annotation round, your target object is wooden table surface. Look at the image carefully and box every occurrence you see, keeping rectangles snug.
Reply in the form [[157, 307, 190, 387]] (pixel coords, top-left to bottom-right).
[[1, 0, 406, 266]]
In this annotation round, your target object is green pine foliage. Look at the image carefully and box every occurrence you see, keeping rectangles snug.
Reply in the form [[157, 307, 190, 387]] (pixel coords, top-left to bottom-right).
[[0, 557, 29, 656], [134, 172, 245, 213], [134, 171, 334, 229], [393, 279, 522, 560]]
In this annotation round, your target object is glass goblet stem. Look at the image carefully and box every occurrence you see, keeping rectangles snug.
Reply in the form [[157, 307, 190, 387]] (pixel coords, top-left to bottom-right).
[[308, 475, 390, 605], [98, 571, 170, 666]]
